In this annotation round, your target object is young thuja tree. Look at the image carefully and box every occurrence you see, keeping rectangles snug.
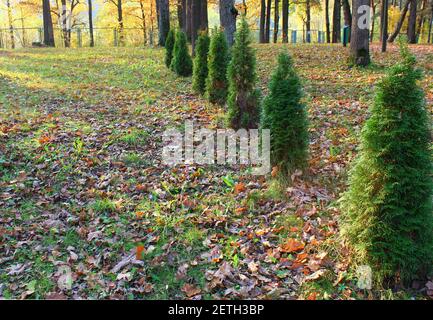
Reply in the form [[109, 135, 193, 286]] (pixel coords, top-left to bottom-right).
[[226, 17, 261, 129], [261, 52, 309, 173], [340, 42, 433, 286], [205, 28, 229, 104], [170, 30, 193, 77], [165, 29, 175, 68], [192, 31, 210, 95]]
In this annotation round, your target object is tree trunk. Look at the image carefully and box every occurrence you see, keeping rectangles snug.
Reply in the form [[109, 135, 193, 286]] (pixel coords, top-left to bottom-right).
[[342, 0, 352, 27], [389, 0, 410, 42], [428, 2, 433, 43], [219, 0, 237, 46], [260, 0, 266, 43], [140, 0, 147, 46], [282, 0, 289, 43], [200, 0, 208, 31], [416, 0, 426, 40], [370, 0, 376, 42], [350, 0, 370, 66], [306, 0, 311, 42], [265, 0, 272, 42], [407, 0, 417, 43], [381, 0, 389, 52], [273, 0, 279, 43], [178, 0, 187, 32], [332, 0, 341, 43], [186, 0, 192, 41], [6, 0, 15, 49], [325, 0, 331, 43], [88, 0, 94, 47], [118, 0, 124, 45], [157, 0, 170, 46], [61, 0, 70, 47], [191, 0, 201, 53], [42, 0, 55, 46], [150, 0, 155, 45]]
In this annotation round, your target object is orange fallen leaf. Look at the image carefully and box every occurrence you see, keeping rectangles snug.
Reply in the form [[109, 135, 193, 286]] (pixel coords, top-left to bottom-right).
[[136, 245, 144, 260], [306, 292, 317, 300], [235, 207, 247, 214], [234, 182, 246, 194], [280, 238, 305, 253], [135, 211, 145, 219], [271, 166, 279, 177]]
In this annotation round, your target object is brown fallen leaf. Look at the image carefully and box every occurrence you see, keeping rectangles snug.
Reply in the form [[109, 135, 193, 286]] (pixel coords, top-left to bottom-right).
[[280, 238, 305, 253], [181, 283, 201, 297], [234, 182, 246, 194]]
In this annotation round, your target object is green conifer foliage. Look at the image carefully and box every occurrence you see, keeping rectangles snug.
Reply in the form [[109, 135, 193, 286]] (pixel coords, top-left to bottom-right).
[[340, 43, 433, 285], [164, 29, 175, 68], [261, 53, 309, 173], [205, 28, 229, 104], [226, 17, 260, 129], [192, 31, 210, 95], [170, 30, 192, 77]]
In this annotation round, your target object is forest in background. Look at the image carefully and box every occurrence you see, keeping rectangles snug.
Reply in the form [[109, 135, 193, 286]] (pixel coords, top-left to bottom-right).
[[1, 0, 433, 49]]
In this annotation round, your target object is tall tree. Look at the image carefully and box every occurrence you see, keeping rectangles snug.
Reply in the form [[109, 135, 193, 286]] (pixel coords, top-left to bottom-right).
[[407, 0, 418, 43], [370, 0, 377, 42], [342, 0, 352, 28], [6, 0, 14, 49], [157, 0, 170, 46], [186, 0, 192, 41], [273, 0, 280, 43], [219, 0, 238, 46], [260, 0, 266, 42], [349, 0, 370, 66], [381, 0, 389, 52], [325, 0, 331, 42], [332, 0, 341, 43], [389, 0, 410, 42], [265, 0, 272, 42], [109, 0, 125, 45], [42, 0, 55, 47], [428, 1, 433, 43], [178, 0, 187, 32], [282, 0, 289, 43], [306, 0, 311, 42], [88, 0, 94, 47]]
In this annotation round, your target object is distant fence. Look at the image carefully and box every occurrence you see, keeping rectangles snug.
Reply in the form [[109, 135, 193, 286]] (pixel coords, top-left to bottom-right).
[[0, 27, 431, 49]]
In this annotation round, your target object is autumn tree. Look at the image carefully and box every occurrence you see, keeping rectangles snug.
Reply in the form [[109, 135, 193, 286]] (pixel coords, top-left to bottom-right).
[[227, 17, 261, 129], [42, 0, 55, 47], [156, 0, 170, 46], [341, 43, 433, 286], [332, 0, 341, 42], [282, 0, 289, 43], [389, 0, 410, 43], [325, 0, 331, 42], [219, 0, 238, 46], [88, 0, 94, 47], [407, 0, 418, 43], [259, 0, 266, 42], [349, 0, 370, 66]]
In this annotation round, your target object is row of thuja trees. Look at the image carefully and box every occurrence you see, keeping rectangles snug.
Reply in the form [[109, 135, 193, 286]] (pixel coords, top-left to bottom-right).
[[164, 19, 433, 290], [165, 17, 309, 172]]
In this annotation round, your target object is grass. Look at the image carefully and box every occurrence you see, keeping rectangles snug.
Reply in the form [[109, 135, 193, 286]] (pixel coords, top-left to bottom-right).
[[0, 44, 432, 300]]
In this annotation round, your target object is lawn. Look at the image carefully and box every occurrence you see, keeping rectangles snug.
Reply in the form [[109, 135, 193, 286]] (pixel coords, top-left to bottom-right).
[[0, 44, 432, 300]]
